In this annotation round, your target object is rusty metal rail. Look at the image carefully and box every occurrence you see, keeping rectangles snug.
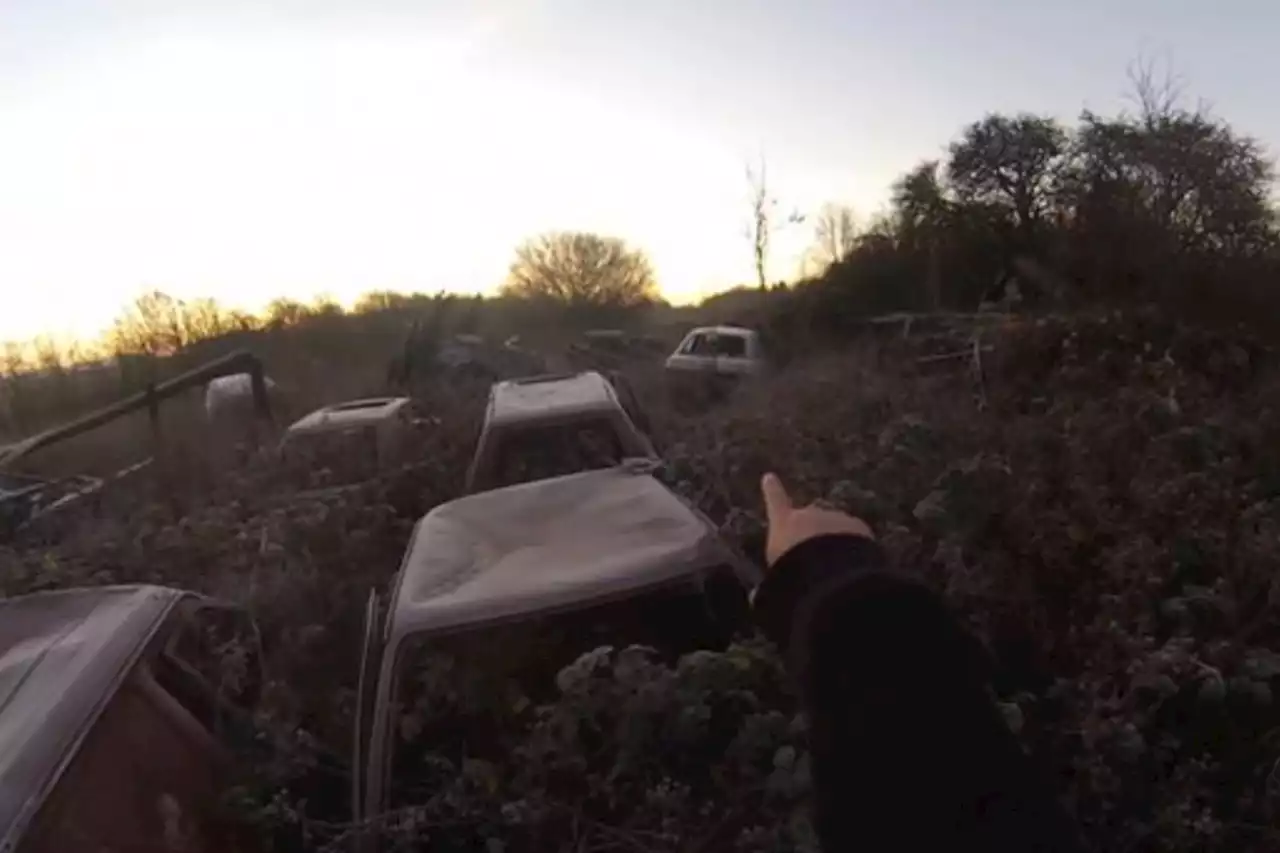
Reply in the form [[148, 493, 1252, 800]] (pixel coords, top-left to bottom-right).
[[0, 350, 272, 469]]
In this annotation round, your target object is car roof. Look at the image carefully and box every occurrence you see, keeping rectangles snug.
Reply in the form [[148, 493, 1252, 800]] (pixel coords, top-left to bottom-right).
[[385, 466, 748, 643], [0, 585, 188, 849], [683, 325, 757, 338], [285, 397, 412, 435], [487, 371, 620, 425]]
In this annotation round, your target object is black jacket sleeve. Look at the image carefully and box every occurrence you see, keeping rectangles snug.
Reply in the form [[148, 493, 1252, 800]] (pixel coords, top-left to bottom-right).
[[752, 534, 1087, 853]]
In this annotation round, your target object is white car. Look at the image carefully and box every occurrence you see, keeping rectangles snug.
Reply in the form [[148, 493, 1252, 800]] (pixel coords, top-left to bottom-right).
[[664, 325, 765, 378], [355, 464, 761, 835], [464, 371, 657, 494], [278, 397, 421, 482]]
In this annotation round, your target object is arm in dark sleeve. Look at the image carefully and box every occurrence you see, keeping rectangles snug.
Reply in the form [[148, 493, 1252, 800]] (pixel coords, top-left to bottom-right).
[[752, 534, 1087, 853]]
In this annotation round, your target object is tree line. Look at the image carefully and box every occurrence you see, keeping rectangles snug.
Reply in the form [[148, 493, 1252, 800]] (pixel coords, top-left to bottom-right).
[[783, 62, 1278, 338], [11, 59, 1278, 374]]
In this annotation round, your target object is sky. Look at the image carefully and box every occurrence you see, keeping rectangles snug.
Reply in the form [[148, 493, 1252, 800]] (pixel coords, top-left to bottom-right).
[[0, 0, 1276, 343]]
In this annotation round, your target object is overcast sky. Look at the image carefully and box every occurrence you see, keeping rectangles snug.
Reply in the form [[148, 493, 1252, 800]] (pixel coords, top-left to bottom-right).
[[0, 0, 1275, 341]]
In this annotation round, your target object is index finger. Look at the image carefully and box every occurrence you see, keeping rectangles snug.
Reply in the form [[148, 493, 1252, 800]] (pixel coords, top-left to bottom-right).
[[761, 472, 793, 524]]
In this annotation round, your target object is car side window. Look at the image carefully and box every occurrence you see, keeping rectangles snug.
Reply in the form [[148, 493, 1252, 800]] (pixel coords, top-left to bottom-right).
[[155, 602, 263, 730], [683, 334, 713, 356], [715, 335, 748, 358], [494, 418, 624, 487]]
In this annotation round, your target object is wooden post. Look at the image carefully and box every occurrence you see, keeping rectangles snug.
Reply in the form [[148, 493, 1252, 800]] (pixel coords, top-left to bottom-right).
[[144, 382, 163, 455], [0, 349, 263, 471]]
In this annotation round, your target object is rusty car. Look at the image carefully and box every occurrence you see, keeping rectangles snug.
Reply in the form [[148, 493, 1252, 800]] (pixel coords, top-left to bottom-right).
[[463, 371, 657, 494]]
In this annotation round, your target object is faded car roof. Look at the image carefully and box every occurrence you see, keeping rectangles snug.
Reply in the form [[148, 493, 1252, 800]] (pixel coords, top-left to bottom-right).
[[0, 585, 186, 850], [284, 397, 411, 436], [487, 371, 620, 425], [684, 325, 758, 338], [386, 466, 748, 643]]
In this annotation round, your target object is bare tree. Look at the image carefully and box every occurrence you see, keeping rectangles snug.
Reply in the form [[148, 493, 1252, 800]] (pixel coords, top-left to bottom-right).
[[182, 297, 242, 341], [353, 290, 418, 314], [107, 291, 189, 357], [502, 231, 658, 313], [1125, 52, 1190, 127], [745, 155, 804, 289], [809, 203, 859, 270], [263, 298, 313, 329]]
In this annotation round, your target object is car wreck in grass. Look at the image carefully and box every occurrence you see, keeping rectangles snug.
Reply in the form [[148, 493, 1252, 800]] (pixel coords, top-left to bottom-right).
[[0, 355, 762, 852], [0, 464, 760, 853], [353, 464, 761, 848], [0, 464, 153, 544], [464, 370, 657, 493], [664, 325, 769, 411], [278, 396, 429, 484], [0, 585, 262, 853], [0, 471, 93, 539], [665, 325, 767, 379]]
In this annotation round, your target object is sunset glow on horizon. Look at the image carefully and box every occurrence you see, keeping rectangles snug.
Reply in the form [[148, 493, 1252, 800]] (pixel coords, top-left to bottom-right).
[[0, 5, 857, 344], [2, 0, 1276, 344]]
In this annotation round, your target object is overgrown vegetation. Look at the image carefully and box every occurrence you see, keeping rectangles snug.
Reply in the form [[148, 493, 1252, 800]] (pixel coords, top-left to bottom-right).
[[3, 62, 1280, 852]]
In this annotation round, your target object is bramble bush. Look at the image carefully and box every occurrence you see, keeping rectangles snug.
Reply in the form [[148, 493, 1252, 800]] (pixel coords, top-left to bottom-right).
[[2, 307, 1279, 852]]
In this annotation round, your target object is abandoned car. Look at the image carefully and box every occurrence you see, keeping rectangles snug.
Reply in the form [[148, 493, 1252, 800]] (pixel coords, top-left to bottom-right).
[[353, 464, 761, 846], [664, 325, 766, 379], [463, 371, 657, 493], [278, 396, 425, 481], [1, 466, 760, 853], [0, 584, 261, 853], [0, 469, 127, 543]]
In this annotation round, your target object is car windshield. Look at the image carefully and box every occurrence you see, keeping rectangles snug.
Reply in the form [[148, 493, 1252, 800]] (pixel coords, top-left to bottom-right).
[[494, 417, 625, 487], [387, 584, 737, 810]]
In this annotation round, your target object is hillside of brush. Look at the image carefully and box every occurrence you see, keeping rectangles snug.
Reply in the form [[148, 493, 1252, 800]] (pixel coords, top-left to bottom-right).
[[2, 304, 1278, 853]]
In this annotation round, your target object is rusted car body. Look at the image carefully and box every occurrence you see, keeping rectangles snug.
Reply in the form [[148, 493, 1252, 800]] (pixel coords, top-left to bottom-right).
[[664, 325, 766, 379], [2, 469, 760, 853], [0, 472, 91, 539], [0, 465, 148, 544], [463, 371, 657, 494], [0, 585, 260, 853], [353, 464, 761, 848], [279, 397, 421, 479]]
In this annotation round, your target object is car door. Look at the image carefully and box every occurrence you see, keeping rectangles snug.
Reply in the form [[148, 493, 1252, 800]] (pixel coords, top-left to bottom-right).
[[713, 333, 753, 375]]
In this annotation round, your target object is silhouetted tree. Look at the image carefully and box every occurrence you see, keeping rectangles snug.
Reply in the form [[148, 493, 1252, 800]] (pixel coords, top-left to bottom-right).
[[108, 291, 189, 356], [1056, 57, 1277, 301], [263, 298, 312, 329], [745, 156, 804, 289], [808, 203, 859, 270], [793, 56, 1280, 333], [947, 113, 1068, 240], [309, 294, 345, 318], [891, 161, 951, 250], [353, 290, 418, 314], [501, 232, 658, 319], [182, 297, 244, 341]]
